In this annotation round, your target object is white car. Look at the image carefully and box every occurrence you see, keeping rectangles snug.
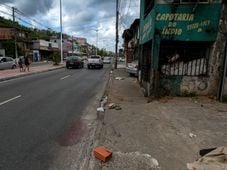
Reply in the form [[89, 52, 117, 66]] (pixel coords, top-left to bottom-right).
[[0, 57, 17, 70], [118, 57, 125, 62], [87, 55, 103, 69], [103, 57, 112, 64], [126, 60, 138, 76]]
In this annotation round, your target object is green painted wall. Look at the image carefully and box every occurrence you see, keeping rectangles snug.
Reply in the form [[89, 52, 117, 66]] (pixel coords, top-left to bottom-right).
[[139, 1, 222, 44], [155, 4, 222, 41]]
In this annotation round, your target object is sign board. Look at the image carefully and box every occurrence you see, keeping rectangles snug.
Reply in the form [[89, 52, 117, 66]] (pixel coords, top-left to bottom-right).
[[140, 10, 155, 44], [139, 3, 222, 44], [155, 3, 222, 41]]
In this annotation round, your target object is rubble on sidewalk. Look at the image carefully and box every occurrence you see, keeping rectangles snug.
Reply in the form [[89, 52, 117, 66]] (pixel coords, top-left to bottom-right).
[[107, 103, 122, 110], [189, 132, 197, 138], [101, 151, 160, 170], [93, 146, 112, 162], [115, 77, 124, 80], [97, 107, 105, 112], [187, 146, 227, 170]]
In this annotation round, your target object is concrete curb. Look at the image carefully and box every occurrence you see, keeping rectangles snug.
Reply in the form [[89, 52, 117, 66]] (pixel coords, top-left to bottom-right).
[[0, 65, 65, 82], [83, 69, 113, 169]]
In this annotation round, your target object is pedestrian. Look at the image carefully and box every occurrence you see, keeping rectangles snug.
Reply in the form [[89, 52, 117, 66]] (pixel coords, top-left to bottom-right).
[[18, 57, 23, 72], [24, 56, 31, 72]]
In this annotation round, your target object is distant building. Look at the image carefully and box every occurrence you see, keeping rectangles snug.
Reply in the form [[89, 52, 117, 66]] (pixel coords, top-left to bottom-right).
[[0, 26, 32, 58], [122, 19, 140, 66], [32, 40, 58, 61]]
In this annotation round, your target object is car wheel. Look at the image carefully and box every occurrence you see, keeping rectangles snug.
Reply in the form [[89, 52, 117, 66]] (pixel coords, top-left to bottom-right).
[[88, 65, 90, 69], [66, 65, 69, 69], [11, 65, 16, 69]]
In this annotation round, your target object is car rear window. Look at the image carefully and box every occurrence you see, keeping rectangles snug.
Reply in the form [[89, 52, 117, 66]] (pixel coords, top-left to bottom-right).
[[90, 56, 100, 59], [67, 56, 80, 60]]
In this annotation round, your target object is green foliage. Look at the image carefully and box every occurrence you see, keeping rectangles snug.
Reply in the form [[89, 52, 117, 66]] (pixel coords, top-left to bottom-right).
[[51, 51, 61, 65], [97, 48, 108, 56], [0, 17, 57, 40], [1, 41, 24, 58]]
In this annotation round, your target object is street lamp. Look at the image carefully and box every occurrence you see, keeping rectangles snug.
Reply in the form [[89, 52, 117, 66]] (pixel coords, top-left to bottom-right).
[[60, 0, 63, 64], [96, 29, 98, 55]]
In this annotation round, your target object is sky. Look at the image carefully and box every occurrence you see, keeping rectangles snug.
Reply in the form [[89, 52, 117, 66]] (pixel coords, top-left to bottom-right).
[[0, 0, 140, 52]]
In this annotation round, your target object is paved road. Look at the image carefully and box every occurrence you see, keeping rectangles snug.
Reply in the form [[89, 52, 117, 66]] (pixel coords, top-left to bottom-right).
[[0, 64, 111, 169]]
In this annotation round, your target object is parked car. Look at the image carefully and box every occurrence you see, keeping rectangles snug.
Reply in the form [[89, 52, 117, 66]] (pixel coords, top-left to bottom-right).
[[103, 57, 112, 64], [118, 57, 125, 62], [126, 60, 138, 76], [0, 57, 17, 70], [66, 56, 84, 69], [87, 55, 103, 69]]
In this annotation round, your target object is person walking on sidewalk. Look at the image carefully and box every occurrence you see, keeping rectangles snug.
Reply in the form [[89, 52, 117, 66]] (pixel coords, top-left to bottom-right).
[[18, 57, 23, 72], [24, 56, 31, 72]]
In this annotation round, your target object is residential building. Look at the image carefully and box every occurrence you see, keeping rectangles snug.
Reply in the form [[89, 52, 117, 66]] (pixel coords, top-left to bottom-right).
[[32, 40, 58, 61], [0, 26, 32, 58], [122, 19, 140, 66]]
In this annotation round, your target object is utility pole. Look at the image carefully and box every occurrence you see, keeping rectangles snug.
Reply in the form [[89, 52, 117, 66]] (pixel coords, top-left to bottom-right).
[[115, 0, 119, 69], [12, 7, 18, 59], [72, 35, 74, 56], [96, 29, 98, 55], [60, 0, 63, 63]]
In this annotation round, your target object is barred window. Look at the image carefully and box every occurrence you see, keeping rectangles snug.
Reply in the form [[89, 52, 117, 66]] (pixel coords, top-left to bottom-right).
[[159, 41, 211, 76]]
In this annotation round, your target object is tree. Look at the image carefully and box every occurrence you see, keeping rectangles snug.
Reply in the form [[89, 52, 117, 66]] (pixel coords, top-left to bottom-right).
[[1, 40, 23, 58], [97, 48, 108, 56], [51, 51, 61, 65]]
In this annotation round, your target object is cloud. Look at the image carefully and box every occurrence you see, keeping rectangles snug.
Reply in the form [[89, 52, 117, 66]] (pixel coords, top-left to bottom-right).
[[0, 0, 14, 3], [15, 0, 54, 15], [0, 0, 140, 51]]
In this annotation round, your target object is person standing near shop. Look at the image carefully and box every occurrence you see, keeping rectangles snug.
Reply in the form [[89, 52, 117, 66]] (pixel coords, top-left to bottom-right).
[[24, 55, 31, 72], [18, 57, 24, 72]]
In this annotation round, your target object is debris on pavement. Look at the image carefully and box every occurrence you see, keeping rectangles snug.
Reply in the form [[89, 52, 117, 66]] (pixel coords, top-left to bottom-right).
[[93, 146, 112, 162], [187, 146, 227, 170], [189, 133, 196, 138], [107, 103, 122, 110], [199, 147, 217, 156], [102, 151, 160, 170], [108, 103, 116, 109], [115, 77, 124, 80], [100, 96, 108, 107], [97, 107, 105, 112], [115, 106, 122, 110]]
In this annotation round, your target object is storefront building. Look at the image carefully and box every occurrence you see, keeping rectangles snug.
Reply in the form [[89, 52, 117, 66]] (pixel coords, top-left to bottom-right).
[[139, 0, 225, 97]]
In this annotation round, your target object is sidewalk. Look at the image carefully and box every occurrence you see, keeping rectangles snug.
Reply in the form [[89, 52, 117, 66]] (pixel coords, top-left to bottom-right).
[[94, 68, 227, 170], [0, 62, 65, 81]]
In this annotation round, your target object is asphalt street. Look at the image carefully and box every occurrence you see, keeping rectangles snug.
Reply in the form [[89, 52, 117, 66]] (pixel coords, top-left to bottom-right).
[[0, 64, 111, 169]]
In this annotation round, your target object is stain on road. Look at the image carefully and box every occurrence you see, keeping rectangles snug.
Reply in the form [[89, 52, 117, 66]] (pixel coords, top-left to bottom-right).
[[59, 119, 86, 146]]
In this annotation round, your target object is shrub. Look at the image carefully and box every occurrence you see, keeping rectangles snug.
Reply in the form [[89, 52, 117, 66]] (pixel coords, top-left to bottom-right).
[[52, 51, 61, 65]]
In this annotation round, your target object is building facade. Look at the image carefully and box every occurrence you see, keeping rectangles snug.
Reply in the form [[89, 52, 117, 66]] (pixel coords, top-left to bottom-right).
[[122, 19, 140, 66], [139, 0, 225, 97]]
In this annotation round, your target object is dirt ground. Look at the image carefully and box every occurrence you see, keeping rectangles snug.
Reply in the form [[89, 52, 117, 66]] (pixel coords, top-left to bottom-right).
[[95, 68, 227, 170]]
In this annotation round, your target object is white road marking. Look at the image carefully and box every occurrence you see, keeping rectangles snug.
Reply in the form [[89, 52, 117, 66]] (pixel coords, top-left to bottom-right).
[[60, 75, 71, 80], [0, 95, 22, 106]]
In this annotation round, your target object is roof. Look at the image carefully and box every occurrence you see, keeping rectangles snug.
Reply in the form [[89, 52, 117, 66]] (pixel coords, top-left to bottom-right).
[[130, 19, 140, 30], [122, 29, 133, 40]]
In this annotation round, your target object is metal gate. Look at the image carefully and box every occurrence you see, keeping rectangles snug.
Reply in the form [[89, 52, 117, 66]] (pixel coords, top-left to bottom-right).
[[159, 41, 211, 76]]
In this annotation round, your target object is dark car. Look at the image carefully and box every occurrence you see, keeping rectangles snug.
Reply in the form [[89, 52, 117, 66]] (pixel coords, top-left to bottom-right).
[[66, 56, 84, 69]]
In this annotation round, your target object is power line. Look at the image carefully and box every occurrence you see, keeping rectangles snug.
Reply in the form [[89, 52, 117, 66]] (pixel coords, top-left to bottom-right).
[[0, 5, 53, 31], [15, 9, 51, 30], [0, 4, 12, 10], [0, 9, 12, 18]]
